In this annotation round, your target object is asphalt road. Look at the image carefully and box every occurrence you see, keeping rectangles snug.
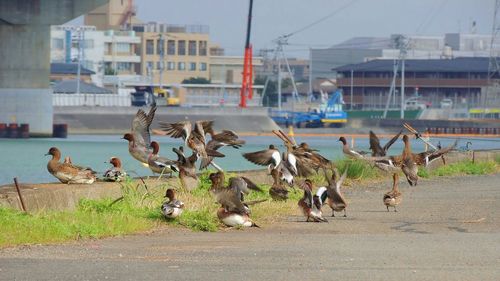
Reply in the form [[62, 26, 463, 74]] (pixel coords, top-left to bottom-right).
[[1, 174, 499, 281]]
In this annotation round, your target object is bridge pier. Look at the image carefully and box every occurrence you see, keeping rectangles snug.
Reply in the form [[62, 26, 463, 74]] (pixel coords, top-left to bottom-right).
[[0, 0, 108, 136]]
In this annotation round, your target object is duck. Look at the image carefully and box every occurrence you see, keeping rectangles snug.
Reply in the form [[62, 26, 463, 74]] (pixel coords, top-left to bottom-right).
[[147, 141, 179, 176], [103, 157, 127, 182], [122, 105, 157, 165], [369, 130, 402, 156], [45, 147, 96, 184], [200, 129, 246, 170], [338, 136, 367, 159], [317, 167, 348, 217], [159, 120, 224, 169], [168, 146, 198, 189], [459, 141, 472, 152], [161, 189, 184, 219], [269, 168, 289, 201], [383, 173, 402, 212], [209, 171, 262, 201], [298, 179, 328, 222], [401, 135, 419, 186]]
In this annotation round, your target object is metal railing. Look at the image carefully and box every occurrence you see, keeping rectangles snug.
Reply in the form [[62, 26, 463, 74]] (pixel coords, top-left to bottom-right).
[[53, 94, 131, 107]]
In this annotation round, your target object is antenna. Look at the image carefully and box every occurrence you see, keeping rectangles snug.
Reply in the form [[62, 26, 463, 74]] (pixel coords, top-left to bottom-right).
[[482, 0, 500, 117]]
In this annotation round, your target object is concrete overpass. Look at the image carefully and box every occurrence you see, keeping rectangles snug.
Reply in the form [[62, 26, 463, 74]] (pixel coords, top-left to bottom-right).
[[0, 0, 108, 136]]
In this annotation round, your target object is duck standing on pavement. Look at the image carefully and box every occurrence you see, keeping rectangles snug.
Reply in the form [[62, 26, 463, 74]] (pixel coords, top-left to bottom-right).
[[103, 157, 127, 182], [383, 173, 402, 212], [122, 105, 157, 165], [298, 179, 328, 222], [161, 189, 184, 219], [317, 167, 348, 217], [46, 147, 96, 184]]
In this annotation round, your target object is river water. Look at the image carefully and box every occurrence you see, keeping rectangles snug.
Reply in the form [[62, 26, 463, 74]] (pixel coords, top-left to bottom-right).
[[0, 134, 498, 185]]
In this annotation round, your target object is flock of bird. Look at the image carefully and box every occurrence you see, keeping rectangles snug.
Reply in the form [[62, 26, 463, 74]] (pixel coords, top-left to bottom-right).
[[45, 105, 457, 227]]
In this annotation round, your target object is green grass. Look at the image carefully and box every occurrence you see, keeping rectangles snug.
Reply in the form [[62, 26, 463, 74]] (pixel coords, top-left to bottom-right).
[[1, 159, 498, 248]]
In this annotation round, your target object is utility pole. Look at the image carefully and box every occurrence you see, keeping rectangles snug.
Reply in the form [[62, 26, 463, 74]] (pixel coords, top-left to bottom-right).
[[158, 34, 164, 91], [278, 52, 282, 111], [308, 48, 313, 102], [77, 27, 83, 103], [401, 55, 405, 119], [350, 69, 354, 110], [483, 0, 500, 117]]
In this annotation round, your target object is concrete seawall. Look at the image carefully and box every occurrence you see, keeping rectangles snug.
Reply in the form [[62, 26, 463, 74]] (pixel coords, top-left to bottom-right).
[[1, 150, 498, 212], [54, 106, 280, 134]]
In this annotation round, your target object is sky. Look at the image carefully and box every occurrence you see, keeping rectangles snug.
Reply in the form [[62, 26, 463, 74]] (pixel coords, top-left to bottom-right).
[[132, 0, 494, 58]]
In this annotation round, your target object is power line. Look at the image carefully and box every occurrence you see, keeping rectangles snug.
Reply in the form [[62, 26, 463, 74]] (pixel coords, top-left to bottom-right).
[[281, 0, 359, 39]]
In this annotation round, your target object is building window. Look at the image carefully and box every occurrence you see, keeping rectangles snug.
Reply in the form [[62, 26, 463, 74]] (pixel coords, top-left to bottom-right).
[[199, 41, 207, 56], [82, 39, 94, 49], [52, 38, 64, 50], [188, 40, 197, 56], [117, 62, 131, 71], [178, 40, 186, 55], [157, 39, 164, 55], [189, 62, 196, 71], [200, 62, 207, 71], [178, 62, 186, 70], [116, 43, 130, 53], [157, 61, 163, 70], [146, 39, 154, 55], [167, 40, 175, 55], [167, 61, 175, 70], [146, 61, 154, 74]]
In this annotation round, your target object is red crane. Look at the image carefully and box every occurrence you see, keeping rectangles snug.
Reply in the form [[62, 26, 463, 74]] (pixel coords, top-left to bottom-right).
[[239, 0, 254, 108]]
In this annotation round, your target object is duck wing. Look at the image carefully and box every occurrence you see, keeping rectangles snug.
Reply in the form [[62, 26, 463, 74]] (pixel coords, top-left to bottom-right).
[[212, 130, 246, 148], [382, 130, 402, 154], [243, 149, 281, 167], [160, 120, 191, 140], [214, 189, 247, 214], [229, 177, 262, 195], [369, 131, 384, 156], [131, 105, 156, 147]]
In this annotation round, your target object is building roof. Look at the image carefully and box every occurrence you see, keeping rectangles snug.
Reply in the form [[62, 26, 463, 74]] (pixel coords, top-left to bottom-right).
[[51, 63, 95, 75], [53, 79, 112, 94], [334, 57, 491, 73], [331, 37, 392, 49]]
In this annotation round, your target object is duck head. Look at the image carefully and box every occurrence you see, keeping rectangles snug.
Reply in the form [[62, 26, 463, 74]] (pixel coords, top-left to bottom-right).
[[45, 147, 61, 159], [150, 141, 160, 155], [164, 188, 176, 201], [122, 133, 134, 142], [109, 157, 122, 168], [209, 171, 225, 190], [302, 179, 313, 191], [338, 137, 347, 145]]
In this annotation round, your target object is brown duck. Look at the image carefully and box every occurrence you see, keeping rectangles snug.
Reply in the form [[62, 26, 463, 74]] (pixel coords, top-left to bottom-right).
[[383, 173, 402, 212], [298, 179, 328, 222], [122, 105, 156, 165], [369, 130, 402, 156], [46, 147, 96, 184]]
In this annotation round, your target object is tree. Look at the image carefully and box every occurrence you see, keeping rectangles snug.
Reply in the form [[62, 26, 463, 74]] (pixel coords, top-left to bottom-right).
[[181, 77, 211, 84]]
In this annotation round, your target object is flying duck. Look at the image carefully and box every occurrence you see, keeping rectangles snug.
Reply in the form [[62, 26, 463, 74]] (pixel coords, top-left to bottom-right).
[[172, 146, 198, 189], [122, 105, 157, 165], [401, 135, 419, 186], [317, 167, 348, 217], [383, 173, 402, 212], [200, 129, 245, 170], [161, 189, 184, 219], [147, 141, 179, 176], [46, 147, 96, 184], [298, 179, 327, 222], [103, 157, 127, 182], [338, 136, 367, 159], [369, 130, 402, 156], [159, 120, 224, 169]]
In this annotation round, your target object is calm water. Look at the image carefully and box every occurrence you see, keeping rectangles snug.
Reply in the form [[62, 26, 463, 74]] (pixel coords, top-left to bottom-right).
[[0, 134, 498, 185]]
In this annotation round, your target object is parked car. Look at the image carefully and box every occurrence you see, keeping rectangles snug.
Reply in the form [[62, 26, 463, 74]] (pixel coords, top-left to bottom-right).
[[440, 98, 453, 108]]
